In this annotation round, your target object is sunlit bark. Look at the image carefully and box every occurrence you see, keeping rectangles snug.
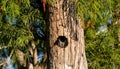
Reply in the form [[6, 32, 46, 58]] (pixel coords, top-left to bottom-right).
[[48, 0, 88, 69]]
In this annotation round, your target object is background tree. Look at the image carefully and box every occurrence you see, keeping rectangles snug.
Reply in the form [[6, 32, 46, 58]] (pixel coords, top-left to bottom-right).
[[0, 0, 47, 68], [76, 0, 120, 69]]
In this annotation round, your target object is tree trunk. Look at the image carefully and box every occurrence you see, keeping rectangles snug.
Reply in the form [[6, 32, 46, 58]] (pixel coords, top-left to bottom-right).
[[48, 0, 88, 69]]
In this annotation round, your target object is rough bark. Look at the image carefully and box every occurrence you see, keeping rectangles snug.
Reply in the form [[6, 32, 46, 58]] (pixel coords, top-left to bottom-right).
[[48, 0, 88, 69]]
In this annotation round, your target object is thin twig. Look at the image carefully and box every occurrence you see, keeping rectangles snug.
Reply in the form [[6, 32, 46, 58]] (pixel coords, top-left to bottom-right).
[[0, 46, 11, 50]]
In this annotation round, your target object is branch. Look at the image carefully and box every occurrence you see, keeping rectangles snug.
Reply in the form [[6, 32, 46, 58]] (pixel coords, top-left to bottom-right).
[[9, 49, 14, 58], [31, 40, 38, 65], [0, 46, 11, 50], [16, 49, 26, 67], [0, 58, 6, 66]]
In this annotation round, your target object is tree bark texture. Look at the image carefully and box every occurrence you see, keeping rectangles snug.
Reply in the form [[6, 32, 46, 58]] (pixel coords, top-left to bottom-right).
[[48, 0, 88, 69]]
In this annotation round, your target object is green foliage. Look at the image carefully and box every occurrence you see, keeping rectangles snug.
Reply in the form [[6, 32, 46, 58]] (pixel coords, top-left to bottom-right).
[[78, 0, 120, 69], [77, 0, 113, 28], [0, 0, 45, 66], [86, 24, 120, 69], [0, 25, 33, 47], [85, 28, 96, 39], [0, 0, 45, 46], [0, 0, 120, 68], [47, 0, 56, 4]]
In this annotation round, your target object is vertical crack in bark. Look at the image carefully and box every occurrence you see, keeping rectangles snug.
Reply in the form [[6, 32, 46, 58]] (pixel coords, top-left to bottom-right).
[[68, 2, 78, 41], [62, 0, 78, 41]]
